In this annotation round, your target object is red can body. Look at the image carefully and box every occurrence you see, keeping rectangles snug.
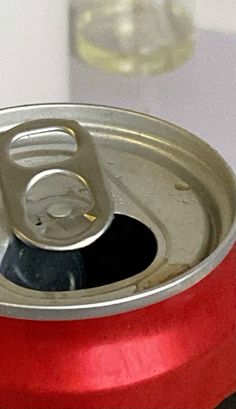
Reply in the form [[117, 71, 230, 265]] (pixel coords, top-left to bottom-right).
[[0, 245, 235, 409]]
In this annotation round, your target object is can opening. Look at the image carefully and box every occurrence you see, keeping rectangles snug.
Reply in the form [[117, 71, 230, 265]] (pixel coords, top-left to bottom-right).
[[0, 214, 157, 291], [81, 214, 157, 288]]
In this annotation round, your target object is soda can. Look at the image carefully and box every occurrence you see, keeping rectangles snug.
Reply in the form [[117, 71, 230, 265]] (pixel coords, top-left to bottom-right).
[[0, 104, 235, 409]]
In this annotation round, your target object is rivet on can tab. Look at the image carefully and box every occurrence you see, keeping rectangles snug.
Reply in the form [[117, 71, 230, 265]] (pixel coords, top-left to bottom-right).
[[0, 119, 114, 251]]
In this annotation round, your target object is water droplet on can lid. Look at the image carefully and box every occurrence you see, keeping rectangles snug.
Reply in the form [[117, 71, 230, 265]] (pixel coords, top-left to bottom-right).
[[175, 182, 190, 191]]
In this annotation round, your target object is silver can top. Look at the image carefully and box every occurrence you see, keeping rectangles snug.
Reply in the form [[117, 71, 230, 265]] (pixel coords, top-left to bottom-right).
[[0, 104, 235, 320]]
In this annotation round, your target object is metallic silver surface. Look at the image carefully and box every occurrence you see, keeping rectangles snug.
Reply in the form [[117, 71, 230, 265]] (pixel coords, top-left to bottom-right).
[[0, 104, 235, 320], [0, 119, 113, 251]]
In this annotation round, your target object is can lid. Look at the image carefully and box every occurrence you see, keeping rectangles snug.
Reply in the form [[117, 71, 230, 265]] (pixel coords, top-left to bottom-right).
[[0, 104, 235, 320], [0, 119, 113, 250]]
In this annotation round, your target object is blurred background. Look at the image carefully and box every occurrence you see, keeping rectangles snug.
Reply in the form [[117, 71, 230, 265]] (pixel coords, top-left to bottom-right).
[[0, 0, 235, 170]]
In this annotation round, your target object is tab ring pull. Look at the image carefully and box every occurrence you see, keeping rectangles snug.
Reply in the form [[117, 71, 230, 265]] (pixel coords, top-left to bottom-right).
[[0, 119, 113, 250]]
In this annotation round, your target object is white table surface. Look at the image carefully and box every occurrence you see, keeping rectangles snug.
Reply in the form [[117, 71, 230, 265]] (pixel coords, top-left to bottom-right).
[[0, 0, 235, 171]]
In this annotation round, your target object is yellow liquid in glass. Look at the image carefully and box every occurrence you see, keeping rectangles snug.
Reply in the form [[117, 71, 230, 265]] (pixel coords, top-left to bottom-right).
[[73, 0, 195, 75]]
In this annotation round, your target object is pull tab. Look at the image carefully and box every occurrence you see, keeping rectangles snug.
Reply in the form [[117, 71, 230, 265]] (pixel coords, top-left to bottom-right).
[[0, 119, 113, 250]]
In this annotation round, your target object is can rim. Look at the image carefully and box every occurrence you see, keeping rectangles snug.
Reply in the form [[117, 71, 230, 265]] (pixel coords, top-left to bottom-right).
[[0, 103, 235, 320]]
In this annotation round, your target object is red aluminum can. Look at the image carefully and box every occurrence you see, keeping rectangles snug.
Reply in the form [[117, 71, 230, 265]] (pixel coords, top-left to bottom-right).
[[0, 104, 234, 409]]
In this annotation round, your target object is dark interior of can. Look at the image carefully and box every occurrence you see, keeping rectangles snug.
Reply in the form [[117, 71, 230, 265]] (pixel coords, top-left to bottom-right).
[[0, 214, 158, 291]]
